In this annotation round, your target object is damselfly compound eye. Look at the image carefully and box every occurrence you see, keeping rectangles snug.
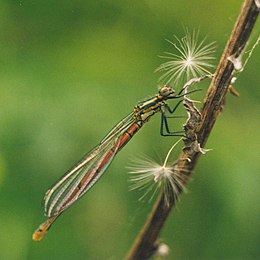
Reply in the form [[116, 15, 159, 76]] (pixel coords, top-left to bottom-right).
[[159, 86, 175, 97]]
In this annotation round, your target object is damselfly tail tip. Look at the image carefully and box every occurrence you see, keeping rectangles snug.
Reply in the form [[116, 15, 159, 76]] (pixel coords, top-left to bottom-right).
[[32, 221, 49, 241], [32, 215, 58, 241]]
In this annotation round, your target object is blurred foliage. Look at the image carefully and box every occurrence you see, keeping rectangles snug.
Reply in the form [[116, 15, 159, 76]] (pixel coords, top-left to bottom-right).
[[0, 1, 259, 259]]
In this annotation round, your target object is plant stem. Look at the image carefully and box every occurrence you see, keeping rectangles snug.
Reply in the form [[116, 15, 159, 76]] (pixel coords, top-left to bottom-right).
[[126, 1, 259, 259]]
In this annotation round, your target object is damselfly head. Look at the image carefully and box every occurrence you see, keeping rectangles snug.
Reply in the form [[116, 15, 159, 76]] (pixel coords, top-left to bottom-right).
[[159, 85, 175, 97]]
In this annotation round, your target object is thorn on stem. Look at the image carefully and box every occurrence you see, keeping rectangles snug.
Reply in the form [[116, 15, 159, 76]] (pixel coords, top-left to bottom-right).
[[228, 55, 243, 71]]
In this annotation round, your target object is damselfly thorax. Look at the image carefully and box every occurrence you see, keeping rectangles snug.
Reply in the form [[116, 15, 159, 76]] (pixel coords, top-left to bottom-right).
[[134, 86, 175, 122]]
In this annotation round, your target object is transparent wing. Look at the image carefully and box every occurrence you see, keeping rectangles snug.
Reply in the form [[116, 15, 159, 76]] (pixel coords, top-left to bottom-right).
[[44, 112, 135, 218]]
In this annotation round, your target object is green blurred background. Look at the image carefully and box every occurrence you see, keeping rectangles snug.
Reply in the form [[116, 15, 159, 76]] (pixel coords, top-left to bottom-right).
[[0, 1, 259, 259]]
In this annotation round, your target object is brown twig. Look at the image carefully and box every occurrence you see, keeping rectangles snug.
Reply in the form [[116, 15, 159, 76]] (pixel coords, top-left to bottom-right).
[[126, 1, 259, 259]]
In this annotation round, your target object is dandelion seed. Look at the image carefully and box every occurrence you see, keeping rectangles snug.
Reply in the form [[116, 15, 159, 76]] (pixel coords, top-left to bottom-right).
[[156, 29, 216, 86], [128, 138, 188, 205]]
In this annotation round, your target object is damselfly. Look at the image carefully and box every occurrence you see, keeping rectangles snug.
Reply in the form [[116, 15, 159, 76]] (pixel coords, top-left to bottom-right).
[[33, 85, 196, 241]]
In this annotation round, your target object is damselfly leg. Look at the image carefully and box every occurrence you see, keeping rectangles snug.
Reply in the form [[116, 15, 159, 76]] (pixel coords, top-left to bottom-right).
[[160, 100, 186, 136], [160, 87, 202, 136]]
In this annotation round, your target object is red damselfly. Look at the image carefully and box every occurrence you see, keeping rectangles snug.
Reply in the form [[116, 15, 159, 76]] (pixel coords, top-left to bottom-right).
[[33, 85, 197, 241]]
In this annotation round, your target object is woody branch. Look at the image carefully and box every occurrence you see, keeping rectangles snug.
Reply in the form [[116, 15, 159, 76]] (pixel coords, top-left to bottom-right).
[[126, 0, 259, 259]]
